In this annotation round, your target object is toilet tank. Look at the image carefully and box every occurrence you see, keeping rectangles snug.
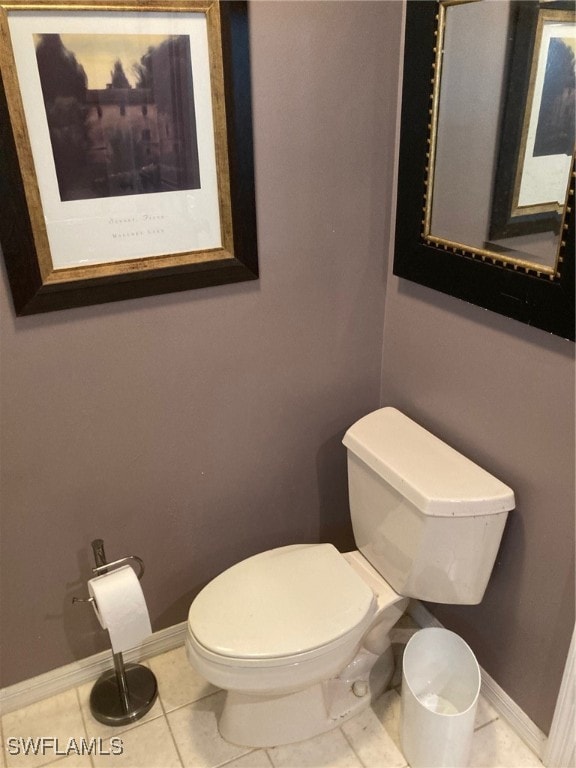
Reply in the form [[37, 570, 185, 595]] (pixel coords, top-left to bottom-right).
[[342, 408, 515, 605]]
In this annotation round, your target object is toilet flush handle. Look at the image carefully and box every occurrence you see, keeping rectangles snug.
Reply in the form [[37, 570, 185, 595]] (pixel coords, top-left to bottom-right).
[[352, 680, 369, 698]]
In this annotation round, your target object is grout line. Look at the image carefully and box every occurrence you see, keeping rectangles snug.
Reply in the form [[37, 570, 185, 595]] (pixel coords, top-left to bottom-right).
[[474, 716, 500, 734], [341, 723, 375, 768], [162, 689, 222, 717], [155, 682, 169, 718], [73, 686, 95, 768], [0, 713, 5, 768], [163, 709, 185, 768], [339, 723, 363, 766], [213, 747, 261, 768]]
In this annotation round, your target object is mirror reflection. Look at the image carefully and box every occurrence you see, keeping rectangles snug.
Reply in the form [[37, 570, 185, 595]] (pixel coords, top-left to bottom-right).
[[425, 0, 575, 275]]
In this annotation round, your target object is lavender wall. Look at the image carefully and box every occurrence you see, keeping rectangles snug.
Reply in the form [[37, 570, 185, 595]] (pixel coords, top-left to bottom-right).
[[380, 0, 575, 733], [380, 276, 575, 733], [0, 1, 402, 687]]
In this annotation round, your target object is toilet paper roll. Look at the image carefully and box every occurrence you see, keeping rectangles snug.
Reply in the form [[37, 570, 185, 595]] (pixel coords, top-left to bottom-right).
[[88, 565, 152, 654]]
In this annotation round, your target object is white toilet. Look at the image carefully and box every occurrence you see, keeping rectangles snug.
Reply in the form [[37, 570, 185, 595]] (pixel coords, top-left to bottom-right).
[[186, 407, 515, 747]]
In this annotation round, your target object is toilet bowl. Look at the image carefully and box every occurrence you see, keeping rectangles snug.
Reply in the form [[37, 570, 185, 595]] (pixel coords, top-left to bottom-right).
[[186, 408, 515, 747], [186, 543, 408, 746]]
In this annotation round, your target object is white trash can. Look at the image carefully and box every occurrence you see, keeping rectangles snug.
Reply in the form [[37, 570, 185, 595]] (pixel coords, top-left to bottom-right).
[[401, 628, 481, 768]]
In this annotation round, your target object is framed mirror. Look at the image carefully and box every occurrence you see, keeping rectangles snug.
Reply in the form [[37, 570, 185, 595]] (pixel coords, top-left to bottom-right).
[[393, 0, 575, 341]]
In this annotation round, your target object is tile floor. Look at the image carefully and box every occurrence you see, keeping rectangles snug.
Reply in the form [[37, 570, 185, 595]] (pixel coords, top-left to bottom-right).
[[0, 620, 544, 768]]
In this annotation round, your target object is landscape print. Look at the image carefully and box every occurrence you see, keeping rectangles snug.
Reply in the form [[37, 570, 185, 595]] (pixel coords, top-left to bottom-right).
[[533, 35, 575, 157], [34, 33, 201, 201]]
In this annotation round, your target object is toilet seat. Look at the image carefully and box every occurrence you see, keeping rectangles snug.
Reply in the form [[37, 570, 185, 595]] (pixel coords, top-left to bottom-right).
[[187, 543, 376, 665]]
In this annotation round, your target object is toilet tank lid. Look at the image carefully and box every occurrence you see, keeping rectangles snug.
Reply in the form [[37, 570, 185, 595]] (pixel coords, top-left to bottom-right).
[[342, 408, 515, 517]]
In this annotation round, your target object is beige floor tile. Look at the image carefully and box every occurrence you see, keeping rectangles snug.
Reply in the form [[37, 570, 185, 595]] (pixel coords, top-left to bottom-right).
[[469, 719, 543, 767], [77, 675, 164, 741], [92, 717, 181, 768], [225, 751, 274, 768], [341, 704, 407, 768], [373, 686, 501, 757], [41, 754, 93, 768], [148, 646, 218, 712], [2, 690, 87, 768], [167, 691, 251, 768], [267, 728, 362, 768], [474, 696, 499, 730]]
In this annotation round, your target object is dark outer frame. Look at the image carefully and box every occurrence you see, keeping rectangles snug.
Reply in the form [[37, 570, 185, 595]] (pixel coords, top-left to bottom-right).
[[0, 0, 258, 316], [393, 0, 575, 341]]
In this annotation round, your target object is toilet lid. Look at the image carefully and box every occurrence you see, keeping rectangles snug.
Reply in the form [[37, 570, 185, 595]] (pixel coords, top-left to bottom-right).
[[188, 543, 375, 660]]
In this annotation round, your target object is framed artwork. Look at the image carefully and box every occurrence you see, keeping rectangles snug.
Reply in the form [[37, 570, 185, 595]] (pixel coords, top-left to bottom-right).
[[0, 0, 258, 315], [490, 3, 575, 240]]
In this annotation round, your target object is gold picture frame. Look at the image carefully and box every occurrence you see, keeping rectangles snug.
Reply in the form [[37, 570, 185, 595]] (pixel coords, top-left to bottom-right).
[[0, 0, 258, 315]]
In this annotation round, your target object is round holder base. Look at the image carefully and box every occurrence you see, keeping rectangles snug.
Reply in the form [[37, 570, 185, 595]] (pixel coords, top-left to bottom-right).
[[90, 663, 158, 726]]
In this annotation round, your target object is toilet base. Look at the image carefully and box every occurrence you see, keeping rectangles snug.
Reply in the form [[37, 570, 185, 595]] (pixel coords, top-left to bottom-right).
[[218, 645, 394, 748]]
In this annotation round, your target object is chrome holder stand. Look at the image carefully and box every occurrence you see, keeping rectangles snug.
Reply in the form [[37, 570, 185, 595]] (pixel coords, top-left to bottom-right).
[[74, 539, 158, 726], [89, 654, 158, 726]]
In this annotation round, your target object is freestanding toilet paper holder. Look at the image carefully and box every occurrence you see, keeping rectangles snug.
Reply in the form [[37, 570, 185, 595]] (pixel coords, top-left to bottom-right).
[[73, 539, 158, 726]]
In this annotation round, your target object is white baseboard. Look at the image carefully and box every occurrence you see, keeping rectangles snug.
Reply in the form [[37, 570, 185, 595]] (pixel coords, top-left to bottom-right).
[[480, 664, 547, 760], [543, 626, 575, 768], [0, 622, 187, 717], [407, 600, 548, 761]]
